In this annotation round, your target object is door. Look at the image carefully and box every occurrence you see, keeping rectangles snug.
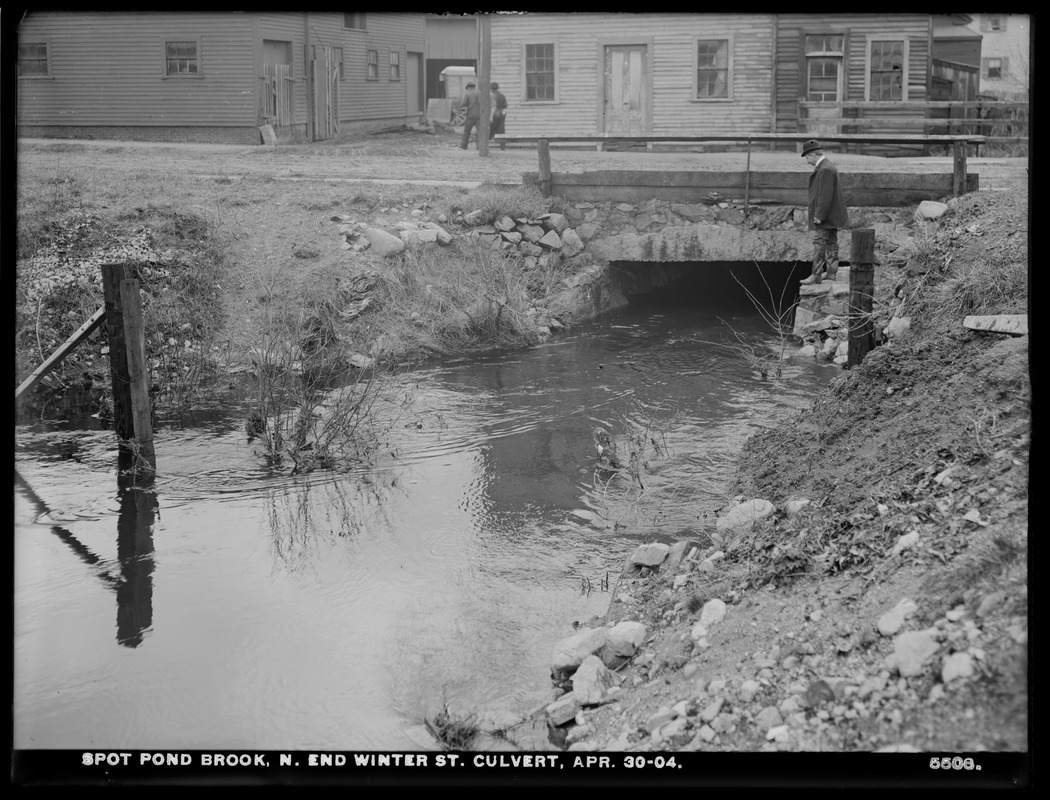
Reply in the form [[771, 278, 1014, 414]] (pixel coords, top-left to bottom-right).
[[407, 52, 423, 117], [603, 45, 647, 135], [262, 40, 293, 127], [311, 45, 340, 141]]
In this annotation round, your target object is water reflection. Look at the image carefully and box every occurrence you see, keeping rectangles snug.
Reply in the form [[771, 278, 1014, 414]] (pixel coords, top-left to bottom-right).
[[114, 455, 157, 647], [15, 449, 158, 649]]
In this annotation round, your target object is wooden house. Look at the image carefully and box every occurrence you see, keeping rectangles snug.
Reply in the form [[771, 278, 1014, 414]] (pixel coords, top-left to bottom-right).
[[972, 13, 1030, 101], [16, 11, 427, 144], [490, 12, 952, 155], [773, 13, 937, 154], [487, 12, 777, 140]]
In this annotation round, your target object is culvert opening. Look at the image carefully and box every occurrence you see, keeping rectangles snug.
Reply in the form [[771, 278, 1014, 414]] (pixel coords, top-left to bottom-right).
[[611, 260, 816, 314]]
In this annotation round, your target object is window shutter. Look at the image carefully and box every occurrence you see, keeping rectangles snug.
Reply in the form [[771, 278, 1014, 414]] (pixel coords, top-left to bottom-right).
[[1001, 57, 1010, 76], [981, 57, 990, 78]]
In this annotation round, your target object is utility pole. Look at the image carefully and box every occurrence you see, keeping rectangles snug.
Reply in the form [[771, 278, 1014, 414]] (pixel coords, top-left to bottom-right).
[[478, 13, 491, 156]]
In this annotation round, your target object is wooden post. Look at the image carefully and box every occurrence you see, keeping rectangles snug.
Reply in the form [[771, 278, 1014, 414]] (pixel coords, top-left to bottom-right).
[[101, 263, 154, 458], [847, 228, 876, 370], [477, 13, 491, 157], [538, 138, 552, 197], [744, 137, 752, 219], [120, 277, 154, 459], [102, 263, 134, 442], [952, 139, 967, 196]]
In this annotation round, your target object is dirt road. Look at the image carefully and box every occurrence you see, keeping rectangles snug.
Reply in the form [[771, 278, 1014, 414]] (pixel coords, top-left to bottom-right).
[[17, 132, 1027, 192]]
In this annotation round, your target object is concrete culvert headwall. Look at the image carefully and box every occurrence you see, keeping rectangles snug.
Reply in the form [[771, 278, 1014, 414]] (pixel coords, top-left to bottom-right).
[[610, 260, 811, 313]]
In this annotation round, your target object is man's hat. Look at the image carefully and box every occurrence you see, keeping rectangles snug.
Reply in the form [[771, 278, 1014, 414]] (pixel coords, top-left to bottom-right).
[[490, 82, 499, 89], [801, 139, 823, 156], [465, 81, 476, 88]]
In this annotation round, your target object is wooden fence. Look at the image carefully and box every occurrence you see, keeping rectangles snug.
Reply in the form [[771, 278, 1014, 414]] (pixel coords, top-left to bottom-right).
[[496, 133, 985, 202], [798, 100, 1028, 154], [262, 63, 293, 127]]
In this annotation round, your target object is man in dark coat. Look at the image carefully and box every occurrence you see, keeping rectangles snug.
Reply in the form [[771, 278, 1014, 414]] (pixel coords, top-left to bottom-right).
[[458, 82, 481, 150], [489, 81, 508, 150], [801, 139, 849, 284]]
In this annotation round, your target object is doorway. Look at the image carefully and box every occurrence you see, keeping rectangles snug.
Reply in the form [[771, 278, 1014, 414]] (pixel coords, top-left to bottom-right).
[[602, 45, 648, 135]]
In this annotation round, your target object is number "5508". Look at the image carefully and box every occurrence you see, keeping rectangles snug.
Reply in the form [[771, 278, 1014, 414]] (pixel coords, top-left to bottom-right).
[[930, 757, 978, 771]]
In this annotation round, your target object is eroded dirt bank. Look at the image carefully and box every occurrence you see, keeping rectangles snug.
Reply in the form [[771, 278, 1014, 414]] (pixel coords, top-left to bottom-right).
[[538, 178, 1028, 761]]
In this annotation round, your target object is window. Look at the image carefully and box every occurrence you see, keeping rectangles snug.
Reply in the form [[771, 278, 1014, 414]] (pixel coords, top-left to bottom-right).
[[343, 13, 366, 30], [982, 15, 1006, 32], [18, 41, 49, 76], [366, 49, 378, 81], [525, 43, 555, 101], [868, 39, 905, 101], [165, 40, 199, 76], [804, 34, 844, 102], [984, 57, 1009, 79], [696, 39, 730, 99], [389, 50, 400, 81]]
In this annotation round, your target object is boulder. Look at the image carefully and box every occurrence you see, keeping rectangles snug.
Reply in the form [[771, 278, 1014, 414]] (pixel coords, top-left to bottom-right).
[[552, 626, 610, 674], [538, 230, 563, 249], [884, 316, 911, 339], [397, 228, 440, 247], [541, 212, 570, 233], [518, 224, 545, 243], [629, 542, 671, 567], [607, 621, 647, 657], [571, 655, 615, 705], [699, 598, 726, 626], [422, 222, 453, 244], [716, 499, 776, 530], [917, 200, 949, 220], [560, 227, 585, 256], [886, 628, 939, 677], [360, 227, 405, 257]]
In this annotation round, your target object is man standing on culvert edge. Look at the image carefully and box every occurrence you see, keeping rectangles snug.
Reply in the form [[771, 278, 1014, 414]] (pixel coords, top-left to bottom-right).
[[801, 138, 849, 285]]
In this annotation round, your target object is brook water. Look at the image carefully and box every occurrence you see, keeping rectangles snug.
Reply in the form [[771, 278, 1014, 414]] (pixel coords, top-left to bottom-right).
[[14, 284, 836, 751]]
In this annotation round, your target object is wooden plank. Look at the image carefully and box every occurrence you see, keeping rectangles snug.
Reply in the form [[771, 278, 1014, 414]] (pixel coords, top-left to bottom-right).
[[533, 170, 971, 190], [102, 263, 134, 442], [120, 277, 154, 457], [953, 141, 967, 197], [538, 139, 552, 197], [800, 100, 1028, 110], [963, 315, 1028, 336], [523, 170, 977, 206], [498, 133, 986, 144], [15, 306, 106, 401], [847, 229, 876, 370], [801, 117, 1027, 129]]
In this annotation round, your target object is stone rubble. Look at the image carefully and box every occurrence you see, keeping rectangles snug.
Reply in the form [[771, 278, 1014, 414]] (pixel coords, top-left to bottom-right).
[[539, 493, 1024, 753]]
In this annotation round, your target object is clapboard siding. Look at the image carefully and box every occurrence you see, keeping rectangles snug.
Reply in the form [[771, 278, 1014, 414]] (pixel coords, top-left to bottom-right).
[[490, 13, 774, 137], [17, 11, 257, 127], [17, 11, 427, 140], [425, 15, 477, 60], [775, 14, 932, 138], [310, 12, 426, 125]]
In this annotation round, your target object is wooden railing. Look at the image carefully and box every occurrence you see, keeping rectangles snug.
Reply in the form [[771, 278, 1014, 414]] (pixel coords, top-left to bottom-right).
[[798, 100, 1028, 152], [494, 133, 985, 199]]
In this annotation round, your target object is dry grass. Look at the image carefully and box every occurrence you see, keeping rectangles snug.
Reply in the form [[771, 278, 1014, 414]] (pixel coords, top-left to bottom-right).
[[424, 703, 480, 751]]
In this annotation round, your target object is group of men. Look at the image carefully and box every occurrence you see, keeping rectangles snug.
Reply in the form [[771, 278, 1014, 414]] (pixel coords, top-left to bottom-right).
[[458, 80, 508, 151], [456, 85, 848, 285]]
